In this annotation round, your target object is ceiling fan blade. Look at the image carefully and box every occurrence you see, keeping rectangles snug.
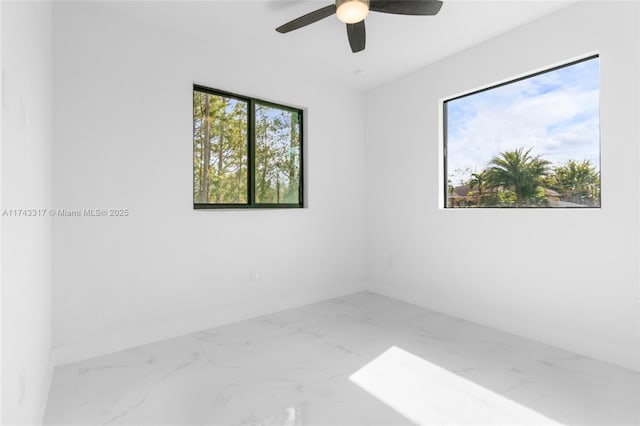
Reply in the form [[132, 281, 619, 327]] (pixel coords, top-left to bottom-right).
[[369, 0, 443, 16], [346, 20, 366, 53], [276, 4, 336, 33]]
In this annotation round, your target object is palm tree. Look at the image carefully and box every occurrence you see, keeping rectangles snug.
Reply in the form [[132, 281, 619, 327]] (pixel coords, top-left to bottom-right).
[[469, 171, 486, 205], [485, 147, 550, 206]]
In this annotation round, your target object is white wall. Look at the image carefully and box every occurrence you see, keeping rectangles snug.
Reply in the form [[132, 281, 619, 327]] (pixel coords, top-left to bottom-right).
[[52, 2, 366, 364], [365, 1, 640, 371], [1, 1, 54, 424]]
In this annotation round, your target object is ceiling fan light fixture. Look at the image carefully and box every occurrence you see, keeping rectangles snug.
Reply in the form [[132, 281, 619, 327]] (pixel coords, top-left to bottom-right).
[[336, 0, 370, 24]]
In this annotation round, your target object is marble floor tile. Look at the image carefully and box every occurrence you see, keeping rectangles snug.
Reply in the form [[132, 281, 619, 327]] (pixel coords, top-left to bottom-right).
[[44, 292, 639, 426]]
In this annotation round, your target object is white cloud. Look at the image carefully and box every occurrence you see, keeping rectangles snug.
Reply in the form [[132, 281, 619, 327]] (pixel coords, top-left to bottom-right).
[[447, 75, 600, 179]]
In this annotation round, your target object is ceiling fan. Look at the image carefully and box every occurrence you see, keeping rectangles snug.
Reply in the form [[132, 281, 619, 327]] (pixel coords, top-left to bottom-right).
[[275, 0, 443, 53]]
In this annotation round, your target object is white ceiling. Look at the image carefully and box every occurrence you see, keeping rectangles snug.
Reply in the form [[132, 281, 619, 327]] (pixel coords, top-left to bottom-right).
[[106, 0, 578, 91]]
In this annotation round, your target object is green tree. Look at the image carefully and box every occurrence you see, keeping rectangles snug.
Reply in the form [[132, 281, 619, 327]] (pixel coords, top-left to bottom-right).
[[193, 93, 248, 204], [469, 171, 487, 206], [549, 160, 600, 206], [484, 147, 550, 207], [255, 105, 300, 204]]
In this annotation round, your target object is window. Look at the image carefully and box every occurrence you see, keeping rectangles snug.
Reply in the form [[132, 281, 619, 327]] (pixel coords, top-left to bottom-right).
[[444, 55, 600, 208], [193, 85, 303, 208]]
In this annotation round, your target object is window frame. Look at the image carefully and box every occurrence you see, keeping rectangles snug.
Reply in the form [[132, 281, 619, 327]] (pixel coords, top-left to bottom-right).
[[193, 84, 304, 209], [442, 54, 601, 209]]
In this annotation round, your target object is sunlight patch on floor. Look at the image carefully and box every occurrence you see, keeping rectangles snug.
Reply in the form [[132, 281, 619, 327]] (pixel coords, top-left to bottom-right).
[[349, 346, 563, 425]]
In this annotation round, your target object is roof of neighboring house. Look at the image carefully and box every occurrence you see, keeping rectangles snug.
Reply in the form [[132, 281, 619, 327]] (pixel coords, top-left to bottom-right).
[[544, 188, 561, 197], [451, 184, 474, 197]]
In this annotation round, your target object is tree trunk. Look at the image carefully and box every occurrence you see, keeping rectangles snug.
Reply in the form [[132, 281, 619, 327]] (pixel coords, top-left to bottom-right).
[[216, 126, 224, 203], [289, 114, 297, 198], [200, 96, 211, 203], [261, 150, 268, 202], [515, 187, 523, 207]]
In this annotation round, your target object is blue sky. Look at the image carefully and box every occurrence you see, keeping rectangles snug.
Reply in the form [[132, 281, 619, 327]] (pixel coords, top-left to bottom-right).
[[446, 57, 600, 185]]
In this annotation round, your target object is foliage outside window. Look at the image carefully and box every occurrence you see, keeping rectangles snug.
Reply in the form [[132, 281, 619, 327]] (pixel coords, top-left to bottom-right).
[[193, 85, 303, 208], [444, 55, 600, 208]]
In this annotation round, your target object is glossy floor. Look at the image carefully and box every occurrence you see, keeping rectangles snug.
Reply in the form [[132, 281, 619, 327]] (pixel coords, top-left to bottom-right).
[[44, 292, 639, 425]]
